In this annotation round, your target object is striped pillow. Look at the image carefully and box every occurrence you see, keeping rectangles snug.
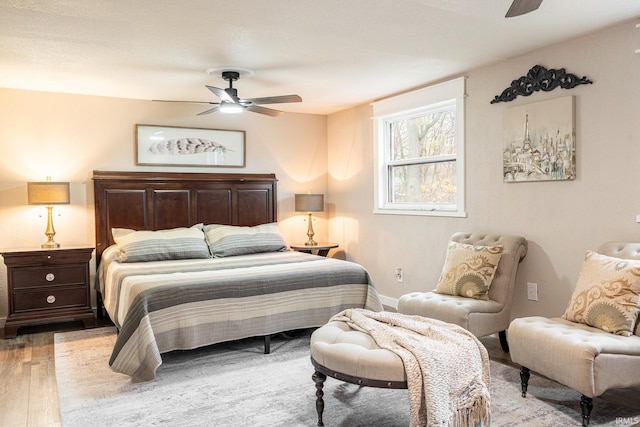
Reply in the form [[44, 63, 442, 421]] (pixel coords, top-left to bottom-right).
[[112, 224, 210, 262], [204, 223, 287, 257]]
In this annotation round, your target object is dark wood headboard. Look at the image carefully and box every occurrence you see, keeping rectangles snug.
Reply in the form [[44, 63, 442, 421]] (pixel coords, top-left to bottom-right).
[[92, 170, 278, 263]]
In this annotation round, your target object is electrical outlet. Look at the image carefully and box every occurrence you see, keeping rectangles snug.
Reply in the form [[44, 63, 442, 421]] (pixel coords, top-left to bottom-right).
[[395, 267, 404, 283], [527, 282, 538, 301]]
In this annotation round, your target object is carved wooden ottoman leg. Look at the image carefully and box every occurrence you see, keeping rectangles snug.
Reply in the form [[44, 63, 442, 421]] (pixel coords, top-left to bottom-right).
[[519, 366, 530, 398], [580, 395, 593, 426], [312, 370, 327, 426]]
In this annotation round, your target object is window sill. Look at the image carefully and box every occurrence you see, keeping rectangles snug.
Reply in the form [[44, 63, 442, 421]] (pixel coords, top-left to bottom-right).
[[373, 208, 467, 218]]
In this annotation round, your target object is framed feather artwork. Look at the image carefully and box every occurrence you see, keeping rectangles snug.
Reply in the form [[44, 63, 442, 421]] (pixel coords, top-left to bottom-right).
[[136, 124, 246, 167]]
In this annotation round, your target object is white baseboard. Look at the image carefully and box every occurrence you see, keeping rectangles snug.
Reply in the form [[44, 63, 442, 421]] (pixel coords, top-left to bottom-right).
[[378, 294, 398, 310]]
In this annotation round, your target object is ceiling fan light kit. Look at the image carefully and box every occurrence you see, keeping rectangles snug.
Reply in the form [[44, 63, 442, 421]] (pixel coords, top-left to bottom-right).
[[219, 101, 243, 114], [155, 67, 302, 117]]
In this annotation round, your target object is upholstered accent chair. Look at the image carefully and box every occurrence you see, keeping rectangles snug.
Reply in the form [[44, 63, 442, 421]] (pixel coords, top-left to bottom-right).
[[509, 241, 640, 426], [397, 232, 528, 352]]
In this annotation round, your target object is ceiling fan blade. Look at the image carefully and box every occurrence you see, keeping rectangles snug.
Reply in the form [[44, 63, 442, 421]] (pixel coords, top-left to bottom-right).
[[205, 85, 239, 103], [505, 0, 542, 17], [153, 99, 219, 105], [245, 105, 284, 117], [241, 94, 302, 105], [197, 106, 221, 115]]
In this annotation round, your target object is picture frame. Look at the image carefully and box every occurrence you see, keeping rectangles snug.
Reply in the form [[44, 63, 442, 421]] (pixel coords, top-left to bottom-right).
[[136, 124, 246, 167], [503, 95, 575, 182]]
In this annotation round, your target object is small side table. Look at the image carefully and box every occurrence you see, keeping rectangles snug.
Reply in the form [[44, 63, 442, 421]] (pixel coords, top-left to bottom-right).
[[290, 242, 339, 257], [2, 246, 96, 338]]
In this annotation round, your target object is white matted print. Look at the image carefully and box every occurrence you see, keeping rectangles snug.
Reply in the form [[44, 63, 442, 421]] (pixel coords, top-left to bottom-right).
[[503, 96, 575, 182], [136, 125, 245, 167]]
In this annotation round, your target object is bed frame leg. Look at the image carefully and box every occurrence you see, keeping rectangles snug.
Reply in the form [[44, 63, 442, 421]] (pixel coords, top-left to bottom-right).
[[264, 335, 271, 354], [96, 292, 107, 319], [312, 370, 326, 426]]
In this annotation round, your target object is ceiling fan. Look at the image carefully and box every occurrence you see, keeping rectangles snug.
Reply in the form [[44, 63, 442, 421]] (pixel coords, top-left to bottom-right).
[[154, 69, 302, 117], [505, 0, 542, 17]]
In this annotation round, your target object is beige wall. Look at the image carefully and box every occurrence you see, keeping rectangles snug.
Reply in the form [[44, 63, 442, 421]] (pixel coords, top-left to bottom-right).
[[0, 90, 327, 320], [327, 20, 640, 318]]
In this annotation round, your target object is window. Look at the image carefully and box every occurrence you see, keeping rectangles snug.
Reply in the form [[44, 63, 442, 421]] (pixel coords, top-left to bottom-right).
[[373, 77, 466, 217]]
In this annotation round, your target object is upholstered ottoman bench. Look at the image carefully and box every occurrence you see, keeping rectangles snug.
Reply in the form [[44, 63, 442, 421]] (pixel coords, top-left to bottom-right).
[[310, 309, 491, 426], [310, 320, 408, 426]]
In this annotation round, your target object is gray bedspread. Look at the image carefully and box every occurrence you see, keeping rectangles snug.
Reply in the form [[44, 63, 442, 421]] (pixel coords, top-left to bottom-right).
[[97, 249, 382, 381]]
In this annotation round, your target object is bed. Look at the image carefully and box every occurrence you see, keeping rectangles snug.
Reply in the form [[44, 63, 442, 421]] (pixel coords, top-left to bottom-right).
[[93, 170, 382, 381]]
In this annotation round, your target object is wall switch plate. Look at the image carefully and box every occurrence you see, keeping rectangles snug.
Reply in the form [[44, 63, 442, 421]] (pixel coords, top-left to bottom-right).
[[527, 282, 538, 301], [636, 214, 640, 223]]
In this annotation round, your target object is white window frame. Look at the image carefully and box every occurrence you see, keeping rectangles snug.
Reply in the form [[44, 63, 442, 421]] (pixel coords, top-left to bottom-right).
[[373, 77, 466, 217]]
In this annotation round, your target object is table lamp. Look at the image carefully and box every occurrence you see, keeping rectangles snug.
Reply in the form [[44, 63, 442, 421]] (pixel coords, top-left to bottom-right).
[[295, 193, 324, 246], [27, 178, 70, 248]]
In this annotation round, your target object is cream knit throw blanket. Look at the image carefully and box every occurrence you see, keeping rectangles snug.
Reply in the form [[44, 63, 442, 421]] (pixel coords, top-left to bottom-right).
[[330, 309, 490, 427]]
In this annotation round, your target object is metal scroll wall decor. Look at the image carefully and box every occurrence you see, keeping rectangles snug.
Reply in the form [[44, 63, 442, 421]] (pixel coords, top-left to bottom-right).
[[490, 65, 592, 104]]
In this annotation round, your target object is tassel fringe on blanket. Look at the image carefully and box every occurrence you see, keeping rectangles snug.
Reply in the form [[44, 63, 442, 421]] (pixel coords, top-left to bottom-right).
[[330, 309, 491, 427]]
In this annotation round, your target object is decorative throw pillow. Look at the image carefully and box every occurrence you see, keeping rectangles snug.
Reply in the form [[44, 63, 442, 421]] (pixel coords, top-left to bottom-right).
[[434, 242, 504, 300], [112, 224, 210, 262], [562, 251, 640, 336], [204, 223, 287, 257]]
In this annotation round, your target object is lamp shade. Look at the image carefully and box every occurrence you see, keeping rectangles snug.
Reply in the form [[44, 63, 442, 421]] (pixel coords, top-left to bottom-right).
[[27, 182, 70, 205], [295, 193, 324, 212]]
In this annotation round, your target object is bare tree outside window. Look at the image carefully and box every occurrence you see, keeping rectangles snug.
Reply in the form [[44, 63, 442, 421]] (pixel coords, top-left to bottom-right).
[[389, 108, 457, 205]]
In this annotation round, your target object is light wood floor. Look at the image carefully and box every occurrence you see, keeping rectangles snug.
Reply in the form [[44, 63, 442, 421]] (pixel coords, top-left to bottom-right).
[[1, 320, 639, 427]]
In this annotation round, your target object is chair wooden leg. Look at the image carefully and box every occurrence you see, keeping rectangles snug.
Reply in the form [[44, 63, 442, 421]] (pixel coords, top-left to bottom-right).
[[580, 395, 593, 426], [264, 335, 270, 354], [519, 366, 530, 398], [498, 330, 509, 352], [312, 370, 327, 426]]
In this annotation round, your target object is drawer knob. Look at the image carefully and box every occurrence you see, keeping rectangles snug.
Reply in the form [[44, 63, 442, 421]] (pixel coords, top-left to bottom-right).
[[46, 295, 56, 304], [45, 273, 55, 282]]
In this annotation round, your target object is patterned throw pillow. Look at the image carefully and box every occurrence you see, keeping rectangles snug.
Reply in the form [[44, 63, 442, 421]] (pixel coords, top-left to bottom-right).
[[562, 251, 640, 336], [204, 223, 287, 257], [112, 224, 210, 262], [434, 242, 504, 300]]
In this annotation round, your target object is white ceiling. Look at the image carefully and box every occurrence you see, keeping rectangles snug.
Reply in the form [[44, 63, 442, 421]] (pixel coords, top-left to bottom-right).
[[1, 1, 638, 115]]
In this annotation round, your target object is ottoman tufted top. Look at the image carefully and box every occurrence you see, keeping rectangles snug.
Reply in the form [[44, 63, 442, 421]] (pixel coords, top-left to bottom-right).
[[310, 320, 407, 383]]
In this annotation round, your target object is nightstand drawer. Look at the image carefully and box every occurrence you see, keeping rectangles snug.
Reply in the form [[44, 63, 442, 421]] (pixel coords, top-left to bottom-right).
[[2, 249, 92, 267], [12, 287, 88, 312], [11, 265, 86, 289]]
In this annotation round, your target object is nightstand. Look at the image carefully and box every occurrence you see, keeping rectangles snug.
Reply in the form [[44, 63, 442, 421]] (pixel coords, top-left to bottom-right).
[[2, 246, 96, 338], [290, 242, 339, 257]]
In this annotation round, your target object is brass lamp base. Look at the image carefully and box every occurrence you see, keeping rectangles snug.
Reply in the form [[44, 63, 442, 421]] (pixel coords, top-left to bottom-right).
[[305, 212, 318, 246], [41, 206, 61, 249]]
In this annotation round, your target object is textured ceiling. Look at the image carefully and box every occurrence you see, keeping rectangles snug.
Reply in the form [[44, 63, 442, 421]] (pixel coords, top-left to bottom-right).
[[1, 0, 638, 115]]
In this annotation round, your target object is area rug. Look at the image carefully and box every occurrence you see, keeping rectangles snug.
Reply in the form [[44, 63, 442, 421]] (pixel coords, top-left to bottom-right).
[[55, 327, 640, 426]]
